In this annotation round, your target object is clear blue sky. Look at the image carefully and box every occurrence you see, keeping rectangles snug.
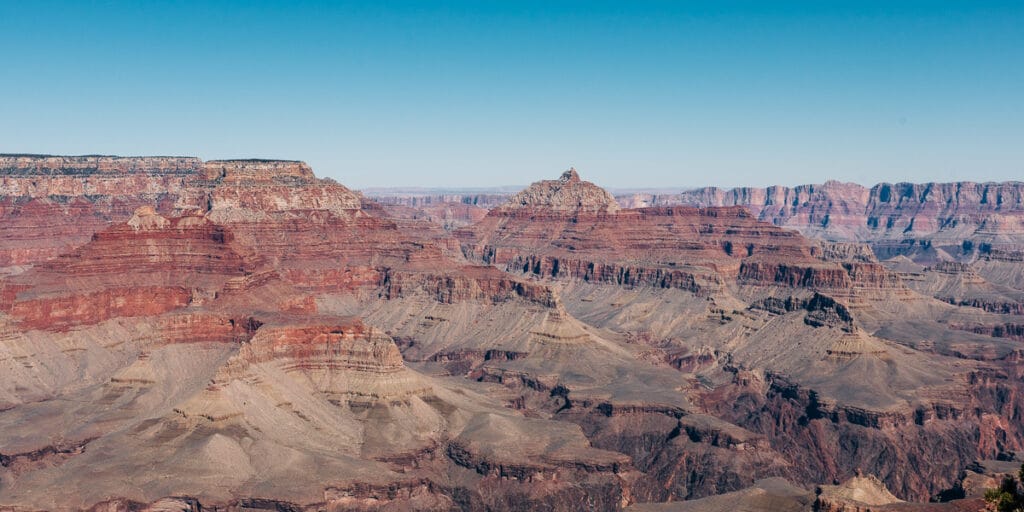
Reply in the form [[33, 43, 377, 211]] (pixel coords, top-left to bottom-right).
[[1, 1, 1021, 189]]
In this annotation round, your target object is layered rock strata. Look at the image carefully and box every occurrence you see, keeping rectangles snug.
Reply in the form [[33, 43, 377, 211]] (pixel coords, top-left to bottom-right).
[[665, 181, 1024, 263], [2, 157, 1023, 511]]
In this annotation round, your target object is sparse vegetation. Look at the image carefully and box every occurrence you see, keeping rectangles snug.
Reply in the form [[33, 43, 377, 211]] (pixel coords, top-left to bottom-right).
[[984, 464, 1024, 512]]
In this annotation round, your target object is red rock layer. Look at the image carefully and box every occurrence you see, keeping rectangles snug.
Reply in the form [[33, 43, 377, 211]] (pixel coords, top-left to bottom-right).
[[0, 155, 198, 266], [459, 202, 901, 292], [0, 210, 250, 330], [157, 312, 261, 345], [234, 317, 404, 371], [0, 157, 554, 335], [11, 286, 191, 331], [672, 180, 1024, 242], [51, 212, 248, 276], [215, 316, 436, 404], [0, 156, 366, 267]]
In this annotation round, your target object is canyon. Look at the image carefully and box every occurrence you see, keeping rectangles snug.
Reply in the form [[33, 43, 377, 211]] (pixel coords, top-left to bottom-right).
[[1, 156, 1022, 511], [375, 179, 1024, 263]]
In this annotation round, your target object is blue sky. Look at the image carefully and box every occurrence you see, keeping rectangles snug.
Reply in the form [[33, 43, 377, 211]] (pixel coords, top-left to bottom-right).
[[1, 1, 1021, 189]]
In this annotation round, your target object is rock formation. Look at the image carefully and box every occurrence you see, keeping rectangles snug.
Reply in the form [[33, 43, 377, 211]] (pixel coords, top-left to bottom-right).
[[458, 171, 905, 298], [500, 168, 621, 213], [368, 192, 506, 230], [0, 157, 1021, 511], [666, 180, 1024, 261], [0, 155, 200, 267]]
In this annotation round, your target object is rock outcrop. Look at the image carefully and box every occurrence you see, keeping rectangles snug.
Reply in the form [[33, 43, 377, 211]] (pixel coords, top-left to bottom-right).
[[459, 171, 903, 297], [2, 156, 1024, 511], [0, 156, 366, 268], [499, 168, 621, 213], [367, 192, 506, 230], [1, 208, 250, 330], [815, 474, 904, 511], [0, 155, 201, 266], [666, 180, 1024, 262]]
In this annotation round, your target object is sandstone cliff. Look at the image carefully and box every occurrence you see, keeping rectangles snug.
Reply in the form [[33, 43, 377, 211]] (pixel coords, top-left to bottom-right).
[[499, 168, 621, 213], [667, 181, 1024, 259], [0, 155, 365, 268], [1, 157, 1022, 511]]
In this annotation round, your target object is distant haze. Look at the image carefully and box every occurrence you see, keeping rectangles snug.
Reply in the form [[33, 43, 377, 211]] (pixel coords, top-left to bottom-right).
[[1, 1, 1021, 189]]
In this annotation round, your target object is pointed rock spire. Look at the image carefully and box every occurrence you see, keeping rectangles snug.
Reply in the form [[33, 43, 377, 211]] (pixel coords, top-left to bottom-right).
[[499, 168, 620, 213], [560, 167, 580, 183]]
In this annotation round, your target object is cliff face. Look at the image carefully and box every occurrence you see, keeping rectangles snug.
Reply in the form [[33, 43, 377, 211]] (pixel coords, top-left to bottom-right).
[[0, 155, 200, 195], [0, 157, 1021, 511], [670, 183, 1024, 327], [0, 156, 365, 267], [197, 159, 363, 218], [458, 172, 903, 295], [371, 179, 1024, 262], [1, 208, 250, 330], [451, 171, 1024, 504], [670, 181, 1024, 253]]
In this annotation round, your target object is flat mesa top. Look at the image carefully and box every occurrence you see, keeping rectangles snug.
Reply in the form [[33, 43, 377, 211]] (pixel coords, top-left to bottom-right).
[[0, 155, 313, 177]]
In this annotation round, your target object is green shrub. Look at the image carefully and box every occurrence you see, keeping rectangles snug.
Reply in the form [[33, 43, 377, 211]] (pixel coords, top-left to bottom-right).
[[984, 465, 1024, 512]]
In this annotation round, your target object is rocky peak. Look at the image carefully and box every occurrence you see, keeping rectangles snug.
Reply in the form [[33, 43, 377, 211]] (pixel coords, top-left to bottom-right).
[[560, 167, 580, 183], [499, 168, 620, 214]]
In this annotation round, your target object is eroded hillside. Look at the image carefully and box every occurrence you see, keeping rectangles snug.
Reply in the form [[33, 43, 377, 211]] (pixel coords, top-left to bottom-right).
[[1, 157, 1021, 511]]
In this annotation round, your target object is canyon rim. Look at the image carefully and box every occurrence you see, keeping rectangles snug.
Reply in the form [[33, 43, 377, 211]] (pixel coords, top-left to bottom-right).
[[0, 156, 1022, 511]]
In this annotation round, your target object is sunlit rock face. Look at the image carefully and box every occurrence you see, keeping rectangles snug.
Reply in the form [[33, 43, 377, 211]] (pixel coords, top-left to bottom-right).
[[667, 180, 1024, 258], [498, 168, 622, 214], [0, 156, 1022, 510]]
